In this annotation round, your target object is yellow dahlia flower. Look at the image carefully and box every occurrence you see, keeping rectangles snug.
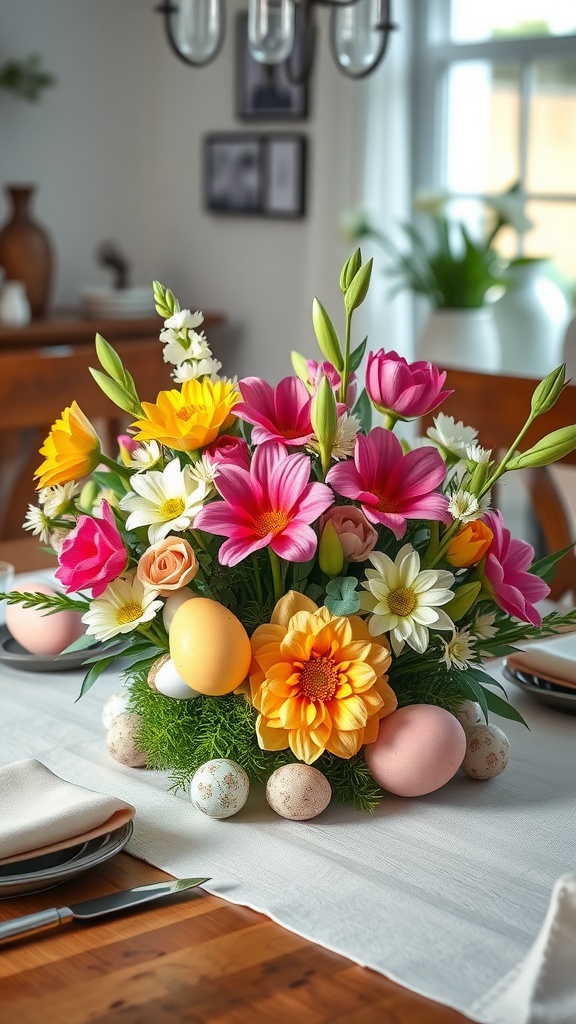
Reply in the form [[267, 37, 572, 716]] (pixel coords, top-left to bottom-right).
[[131, 378, 238, 452], [249, 591, 397, 765], [34, 402, 101, 489]]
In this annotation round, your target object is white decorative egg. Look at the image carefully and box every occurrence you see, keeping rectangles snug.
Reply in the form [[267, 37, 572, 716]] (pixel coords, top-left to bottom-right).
[[266, 764, 332, 820], [190, 759, 249, 818], [162, 589, 196, 631], [455, 700, 483, 732], [102, 691, 132, 729], [461, 723, 510, 780], [148, 653, 200, 699]]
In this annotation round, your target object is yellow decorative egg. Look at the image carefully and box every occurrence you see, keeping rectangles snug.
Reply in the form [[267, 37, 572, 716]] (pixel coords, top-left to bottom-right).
[[169, 597, 251, 695]]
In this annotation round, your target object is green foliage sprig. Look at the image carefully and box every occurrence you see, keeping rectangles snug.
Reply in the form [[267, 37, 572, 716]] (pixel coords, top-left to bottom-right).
[[0, 54, 56, 101]]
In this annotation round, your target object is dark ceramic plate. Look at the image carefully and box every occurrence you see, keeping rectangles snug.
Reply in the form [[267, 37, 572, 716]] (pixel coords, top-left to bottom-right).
[[0, 624, 97, 672], [0, 821, 134, 897], [503, 664, 576, 715]]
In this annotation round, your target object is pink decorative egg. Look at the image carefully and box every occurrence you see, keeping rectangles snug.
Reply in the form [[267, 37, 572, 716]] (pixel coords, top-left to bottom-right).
[[5, 582, 85, 656], [364, 704, 467, 797]]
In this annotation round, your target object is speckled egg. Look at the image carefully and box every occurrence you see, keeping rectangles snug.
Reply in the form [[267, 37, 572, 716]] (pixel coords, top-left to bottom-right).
[[364, 704, 467, 797], [461, 723, 510, 780], [190, 759, 249, 818], [265, 764, 332, 821], [147, 653, 201, 699], [106, 712, 147, 768], [102, 691, 132, 729], [455, 700, 483, 732]]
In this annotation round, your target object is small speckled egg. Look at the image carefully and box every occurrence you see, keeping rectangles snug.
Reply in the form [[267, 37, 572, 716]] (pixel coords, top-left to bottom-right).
[[102, 691, 131, 729], [364, 704, 467, 797], [147, 653, 201, 699], [190, 759, 249, 818], [265, 764, 332, 821], [6, 582, 85, 656], [106, 713, 147, 768], [162, 589, 196, 632], [461, 723, 510, 780], [455, 700, 483, 732]]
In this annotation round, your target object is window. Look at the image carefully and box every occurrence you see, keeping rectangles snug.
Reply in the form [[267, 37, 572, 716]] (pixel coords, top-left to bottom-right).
[[413, 1, 576, 290]]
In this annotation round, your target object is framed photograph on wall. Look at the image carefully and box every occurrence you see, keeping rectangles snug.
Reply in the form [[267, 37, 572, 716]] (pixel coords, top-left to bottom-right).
[[204, 133, 307, 219], [235, 12, 308, 121]]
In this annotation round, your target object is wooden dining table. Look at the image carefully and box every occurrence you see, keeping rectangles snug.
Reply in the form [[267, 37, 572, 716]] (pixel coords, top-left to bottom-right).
[[0, 539, 473, 1024]]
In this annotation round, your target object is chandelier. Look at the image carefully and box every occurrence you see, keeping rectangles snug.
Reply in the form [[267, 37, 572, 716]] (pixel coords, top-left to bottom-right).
[[155, 0, 396, 81]]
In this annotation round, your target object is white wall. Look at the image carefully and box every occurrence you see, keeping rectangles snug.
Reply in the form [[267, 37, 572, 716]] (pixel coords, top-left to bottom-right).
[[0, 0, 391, 384]]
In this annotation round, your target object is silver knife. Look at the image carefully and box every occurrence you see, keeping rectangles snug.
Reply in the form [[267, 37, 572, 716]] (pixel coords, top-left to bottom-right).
[[0, 876, 210, 944]]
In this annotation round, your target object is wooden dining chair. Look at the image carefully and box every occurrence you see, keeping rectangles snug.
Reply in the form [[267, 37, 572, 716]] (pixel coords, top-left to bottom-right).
[[420, 367, 576, 602], [0, 337, 167, 541]]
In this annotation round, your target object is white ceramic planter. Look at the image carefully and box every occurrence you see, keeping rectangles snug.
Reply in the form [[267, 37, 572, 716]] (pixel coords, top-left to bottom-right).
[[493, 259, 569, 377], [417, 307, 500, 372]]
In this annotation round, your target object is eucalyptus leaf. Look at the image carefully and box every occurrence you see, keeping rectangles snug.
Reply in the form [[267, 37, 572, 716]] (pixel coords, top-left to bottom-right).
[[325, 576, 360, 616]]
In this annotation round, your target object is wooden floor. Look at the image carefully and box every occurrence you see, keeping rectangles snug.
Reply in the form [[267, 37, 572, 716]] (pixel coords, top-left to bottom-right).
[[0, 853, 470, 1024]]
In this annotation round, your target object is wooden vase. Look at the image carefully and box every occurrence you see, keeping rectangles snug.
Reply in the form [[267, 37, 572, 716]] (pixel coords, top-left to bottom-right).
[[0, 184, 54, 319]]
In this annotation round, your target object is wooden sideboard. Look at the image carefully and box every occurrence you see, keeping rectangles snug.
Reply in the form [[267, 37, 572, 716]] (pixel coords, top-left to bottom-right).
[[0, 310, 225, 352]]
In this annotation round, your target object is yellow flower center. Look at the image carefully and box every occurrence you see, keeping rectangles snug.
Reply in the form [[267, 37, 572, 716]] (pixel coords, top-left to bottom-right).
[[256, 508, 290, 537], [159, 497, 186, 520], [177, 405, 208, 421], [299, 655, 339, 702], [388, 586, 416, 617], [117, 601, 144, 625]]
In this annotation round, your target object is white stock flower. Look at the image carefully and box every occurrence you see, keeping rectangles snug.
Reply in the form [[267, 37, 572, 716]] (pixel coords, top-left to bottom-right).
[[439, 628, 477, 671], [172, 355, 223, 384], [163, 309, 204, 332], [472, 610, 498, 641], [119, 458, 211, 543], [465, 442, 492, 464], [188, 454, 218, 496], [360, 544, 455, 656], [128, 440, 162, 472], [39, 482, 79, 517], [82, 571, 163, 642], [427, 414, 477, 457]]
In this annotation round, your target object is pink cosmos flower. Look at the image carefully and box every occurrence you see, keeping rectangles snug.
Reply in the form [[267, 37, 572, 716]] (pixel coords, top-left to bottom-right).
[[366, 350, 452, 419], [306, 359, 357, 408], [55, 500, 128, 597], [204, 434, 250, 470], [320, 505, 378, 562], [482, 510, 549, 627], [326, 427, 449, 540], [194, 441, 333, 566], [233, 377, 314, 446]]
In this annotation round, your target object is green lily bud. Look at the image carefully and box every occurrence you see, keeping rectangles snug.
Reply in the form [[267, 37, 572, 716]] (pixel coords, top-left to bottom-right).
[[468, 459, 491, 494], [89, 367, 140, 416], [507, 425, 576, 470], [339, 248, 362, 293], [344, 259, 373, 314], [153, 280, 179, 319], [312, 298, 343, 371], [530, 365, 566, 417], [319, 520, 344, 577], [311, 374, 338, 476], [95, 334, 127, 384], [291, 350, 312, 390], [79, 479, 100, 513], [444, 581, 482, 622]]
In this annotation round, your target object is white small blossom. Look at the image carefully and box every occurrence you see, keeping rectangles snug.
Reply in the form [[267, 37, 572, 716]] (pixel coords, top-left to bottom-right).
[[473, 610, 498, 641], [307, 413, 360, 462], [128, 440, 162, 472], [448, 489, 481, 523], [39, 482, 79, 517], [188, 454, 218, 496], [23, 505, 52, 544], [172, 355, 223, 384], [163, 309, 204, 332], [427, 414, 477, 457], [439, 628, 477, 671], [161, 325, 211, 366], [465, 442, 492, 464]]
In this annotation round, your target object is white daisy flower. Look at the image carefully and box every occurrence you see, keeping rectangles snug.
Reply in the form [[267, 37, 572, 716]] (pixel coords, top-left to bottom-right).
[[427, 414, 477, 457], [39, 482, 79, 517], [119, 458, 211, 544], [23, 505, 52, 544], [448, 489, 481, 523], [439, 628, 477, 671], [360, 544, 455, 656], [172, 355, 223, 384], [128, 440, 162, 472], [465, 442, 492, 464], [82, 571, 162, 642]]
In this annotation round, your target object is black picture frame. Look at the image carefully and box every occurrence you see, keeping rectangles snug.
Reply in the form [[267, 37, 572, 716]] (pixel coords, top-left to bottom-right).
[[235, 11, 308, 121], [204, 133, 307, 219]]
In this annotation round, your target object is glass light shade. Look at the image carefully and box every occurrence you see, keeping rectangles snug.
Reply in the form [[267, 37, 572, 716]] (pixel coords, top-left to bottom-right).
[[332, 0, 385, 77], [248, 0, 295, 65], [172, 0, 224, 64]]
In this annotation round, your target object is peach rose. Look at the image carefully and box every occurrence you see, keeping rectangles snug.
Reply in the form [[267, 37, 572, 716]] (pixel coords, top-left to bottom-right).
[[137, 537, 198, 596], [320, 506, 378, 562]]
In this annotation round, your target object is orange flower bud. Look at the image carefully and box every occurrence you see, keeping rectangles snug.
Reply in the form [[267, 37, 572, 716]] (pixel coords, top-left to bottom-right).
[[446, 520, 493, 568]]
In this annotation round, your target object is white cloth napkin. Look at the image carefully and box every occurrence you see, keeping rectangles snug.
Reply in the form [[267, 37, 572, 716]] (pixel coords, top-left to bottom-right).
[[470, 873, 576, 1024], [0, 758, 135, 865], [506, 633, 576, 690]]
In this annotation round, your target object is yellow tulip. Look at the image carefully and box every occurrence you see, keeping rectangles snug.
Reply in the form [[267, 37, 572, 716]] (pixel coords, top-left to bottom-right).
[[34, 402, 101, 489]]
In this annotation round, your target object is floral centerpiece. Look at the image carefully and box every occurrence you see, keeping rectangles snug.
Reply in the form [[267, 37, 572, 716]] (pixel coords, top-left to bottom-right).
[[4, 251, 576, 815]]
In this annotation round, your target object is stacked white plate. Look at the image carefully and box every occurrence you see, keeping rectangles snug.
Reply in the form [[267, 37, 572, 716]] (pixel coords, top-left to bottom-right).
[[81, 286, 156, 320]]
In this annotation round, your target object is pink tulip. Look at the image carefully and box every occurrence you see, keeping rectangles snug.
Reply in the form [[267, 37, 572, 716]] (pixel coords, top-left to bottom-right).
[[233, 376, 314, 446], [55, 500, 128, 597], [482, 510, 549, 627], [204, 434, 250, 470], [366, 349, 452, 419], [194, 440, 333, 566], [326, 427, 449, 540], [320, 505, 378, 562]]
